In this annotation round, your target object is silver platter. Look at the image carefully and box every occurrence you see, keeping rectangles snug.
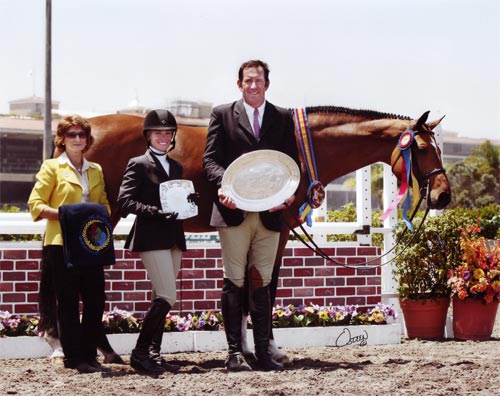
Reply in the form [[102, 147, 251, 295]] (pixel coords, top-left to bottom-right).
[[221, 150, 300, 212], [159, 179, 198, 220]]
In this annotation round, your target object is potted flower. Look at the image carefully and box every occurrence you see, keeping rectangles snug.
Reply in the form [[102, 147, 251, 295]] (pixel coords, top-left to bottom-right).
[[392, 209, 466, 339], [448, 222, 500, 340]]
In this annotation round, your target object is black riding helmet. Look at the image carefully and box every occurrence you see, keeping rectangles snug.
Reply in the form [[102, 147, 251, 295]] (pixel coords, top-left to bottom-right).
[[143, 109, 178, 151]]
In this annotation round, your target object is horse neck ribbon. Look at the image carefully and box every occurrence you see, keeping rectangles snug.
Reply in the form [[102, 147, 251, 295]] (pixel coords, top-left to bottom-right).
[[379, 129, 416, 231], [293, 108, 325, 226]]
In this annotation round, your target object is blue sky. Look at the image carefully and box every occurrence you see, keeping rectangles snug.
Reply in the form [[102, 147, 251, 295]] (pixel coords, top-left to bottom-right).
[[1, 0, 498, 139]]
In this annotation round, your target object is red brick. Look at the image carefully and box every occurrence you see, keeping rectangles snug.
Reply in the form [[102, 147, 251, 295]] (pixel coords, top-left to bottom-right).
[[278, 268, 292, 277], [124, 292, 147, 301], [336, 267, 355, 276], [336, 287, 356, 296], [205, 269, 223, 279], [325, 278, 345, 288], [303, 298, 325, 306], [336, 247, 356, 256], [3, 250, 26, 259], [276, 288, 293, 298], [325, 297, 346, 306], [205, 249, 222, 258], [280, 298, 306, 307], [15, 261, 39, 271], [181, 259, 193, 269], [184, 249, 207, 258], [206, 290, 221, 300], [366, 296, 382, 305], [27, 272, 41, 281], [346, 257, 367, 265], [304, 278, 324, 287], [315, 287, 335, 296], [112, 260, 135, 270], [124, 270, 147, 280], [293, 248, 315, 257], [177, 279, 194, 289], [15, 282, 38, 292], [178, 300, 193, 312], [357, 246, 379, 256], [283, 278, 303, 287], [105, 292, 122, 301], [0, 282, 14, 292], [105, 271, 123, 280], [193, 259, 217, 268], [3, 293, 25, 302], [294, 268, 314, 277], [315, 268, 335, 277], [180, 290, 204, 300], [181, 269, 206, 279], [194, 280, 216, 289], [357, 286, 377, 295], [367, 277, 382, 285], [357, 267, 377, 276], [28, 250, 43, 259], [0, 304, 13, 312], [194, 300, 217, 311], [3, 272, 26, 281], [135, 281, 152, 290], [111, 282, 135, 290], [27, 293, 38, 303], [113, 249, 124, 259], [346, 296, 366, 305], [0, 261, 14, 271], [14, 304, 38, 314], [283, 257, 303, 267], [294, 288, 313, 297], [347, 277, 366, 286], [123, 250, 140, 259], [113, 302, 135, 312]]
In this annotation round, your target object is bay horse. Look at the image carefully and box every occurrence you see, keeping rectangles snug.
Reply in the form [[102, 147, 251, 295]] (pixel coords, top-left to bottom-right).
[[53, 106, 451, 361]]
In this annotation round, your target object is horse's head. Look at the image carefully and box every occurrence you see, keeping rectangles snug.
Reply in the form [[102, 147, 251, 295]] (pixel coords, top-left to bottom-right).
[[391, 111, 451, 210]]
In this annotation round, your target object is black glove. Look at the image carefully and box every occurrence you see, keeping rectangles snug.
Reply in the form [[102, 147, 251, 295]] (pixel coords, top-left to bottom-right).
[[187, 192, 200, 206], [158, 210, 178, 220]]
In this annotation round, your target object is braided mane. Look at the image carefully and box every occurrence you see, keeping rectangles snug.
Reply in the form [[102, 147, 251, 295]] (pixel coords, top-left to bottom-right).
[[302, 105, 411, 121]]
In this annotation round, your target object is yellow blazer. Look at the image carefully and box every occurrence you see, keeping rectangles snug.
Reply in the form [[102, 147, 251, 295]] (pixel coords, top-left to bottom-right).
[[28, 157, 111, 246]]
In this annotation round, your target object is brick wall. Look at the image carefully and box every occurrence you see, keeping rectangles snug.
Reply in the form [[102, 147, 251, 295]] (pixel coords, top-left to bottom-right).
[[0, 244, 382, 316]]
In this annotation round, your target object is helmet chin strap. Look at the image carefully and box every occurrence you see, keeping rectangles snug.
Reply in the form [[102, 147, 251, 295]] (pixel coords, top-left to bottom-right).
[[167, 132, 177, 152]]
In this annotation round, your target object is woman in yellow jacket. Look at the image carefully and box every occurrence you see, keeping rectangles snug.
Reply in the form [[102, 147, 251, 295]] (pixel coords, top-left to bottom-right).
[[28, 115, 112, 374]]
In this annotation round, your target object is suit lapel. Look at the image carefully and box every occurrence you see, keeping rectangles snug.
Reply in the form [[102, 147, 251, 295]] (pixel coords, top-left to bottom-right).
[[235, 99, 256, 141], [259, 101, 275, 139]]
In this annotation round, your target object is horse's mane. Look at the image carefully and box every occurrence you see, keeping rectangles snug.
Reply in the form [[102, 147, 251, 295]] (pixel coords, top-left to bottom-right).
[[298, 105, 411, 121]]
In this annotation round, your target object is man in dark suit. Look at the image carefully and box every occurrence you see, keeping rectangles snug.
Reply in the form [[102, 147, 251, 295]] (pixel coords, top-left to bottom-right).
[[203, 60, 299, 371]]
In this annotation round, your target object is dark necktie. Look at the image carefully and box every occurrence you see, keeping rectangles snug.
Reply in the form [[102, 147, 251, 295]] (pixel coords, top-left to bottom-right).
[[253, 108, 260, 141]]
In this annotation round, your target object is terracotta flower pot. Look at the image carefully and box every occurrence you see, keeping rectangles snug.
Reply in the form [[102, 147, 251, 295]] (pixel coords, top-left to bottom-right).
[[400, 297, 450, 340], [452, 296, 499, 341]]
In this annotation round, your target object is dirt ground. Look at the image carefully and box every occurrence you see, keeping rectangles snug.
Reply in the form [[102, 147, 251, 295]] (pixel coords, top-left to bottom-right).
[[2, 320, 500, 396]]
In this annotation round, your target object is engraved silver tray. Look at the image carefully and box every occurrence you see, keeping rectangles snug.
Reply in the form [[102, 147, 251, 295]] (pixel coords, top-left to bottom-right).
[[221, 150, 300, 212]]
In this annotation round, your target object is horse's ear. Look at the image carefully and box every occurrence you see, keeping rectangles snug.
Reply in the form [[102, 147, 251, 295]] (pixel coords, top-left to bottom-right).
[[409, 111, 430, 131], [427, 115, 446, 131]]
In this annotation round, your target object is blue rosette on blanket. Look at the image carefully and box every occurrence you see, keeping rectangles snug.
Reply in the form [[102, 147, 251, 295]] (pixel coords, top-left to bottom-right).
[[58, 203, 116, 270]]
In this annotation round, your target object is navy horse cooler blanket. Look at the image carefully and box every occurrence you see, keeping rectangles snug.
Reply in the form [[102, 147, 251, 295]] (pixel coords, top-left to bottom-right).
[[58, 203, 116, 269]]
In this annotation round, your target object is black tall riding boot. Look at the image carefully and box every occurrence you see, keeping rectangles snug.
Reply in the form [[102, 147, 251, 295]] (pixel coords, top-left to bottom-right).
[[221, 278, 251, 371], [150, 317, 180, 373], [250, 286, 283, 371], [131, 298, 171, 375]]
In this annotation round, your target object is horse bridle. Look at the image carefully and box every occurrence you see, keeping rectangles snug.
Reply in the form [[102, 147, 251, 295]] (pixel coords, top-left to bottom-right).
[[391, 128, 446, 208], [285, 127, 445, 269]]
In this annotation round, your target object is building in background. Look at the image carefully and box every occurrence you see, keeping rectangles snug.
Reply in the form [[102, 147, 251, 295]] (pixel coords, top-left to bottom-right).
[[8, 96, 60, 117]]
